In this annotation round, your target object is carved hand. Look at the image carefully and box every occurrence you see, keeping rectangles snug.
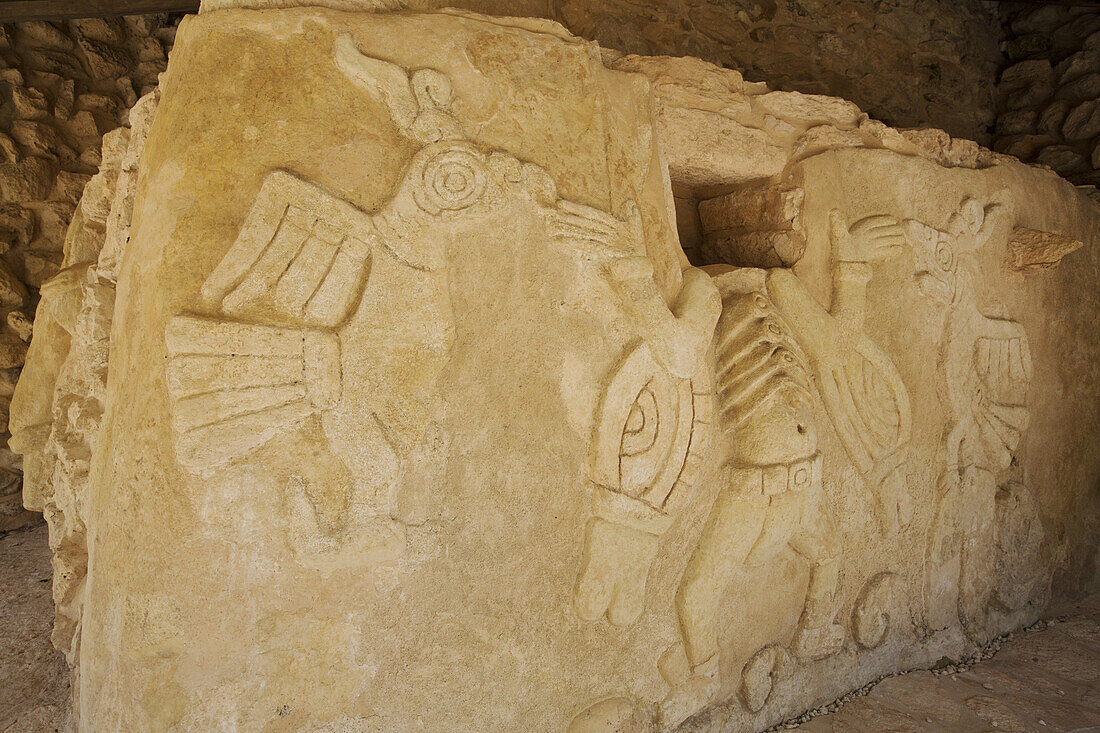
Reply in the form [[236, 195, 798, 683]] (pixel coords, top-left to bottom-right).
[[831, 212, 907, 264]]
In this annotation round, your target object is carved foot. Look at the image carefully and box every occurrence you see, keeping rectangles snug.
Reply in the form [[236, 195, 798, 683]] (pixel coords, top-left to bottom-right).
[[790, 621, 845, 661], [740, 645, 787, 713], [574, 518, 661, 627], [657, 649, 719, 729]]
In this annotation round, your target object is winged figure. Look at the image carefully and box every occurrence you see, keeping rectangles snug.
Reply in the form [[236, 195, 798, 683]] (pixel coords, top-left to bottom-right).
[[766, 212, 912, 531], [905, 197, 1031, 473], [164, 35, 674, 540], [909, 196, 1033, 642]]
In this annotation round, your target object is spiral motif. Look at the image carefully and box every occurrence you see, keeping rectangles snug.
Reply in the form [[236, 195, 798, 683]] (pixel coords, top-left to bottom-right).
[[411, 142, 488, 215]]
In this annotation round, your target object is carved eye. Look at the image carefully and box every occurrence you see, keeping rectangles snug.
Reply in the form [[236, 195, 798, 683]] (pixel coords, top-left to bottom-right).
[[621, 385, 660, 458], [589, 344, 698, 506], [935, 239, 955, 272], [410, 141, 488, 215]]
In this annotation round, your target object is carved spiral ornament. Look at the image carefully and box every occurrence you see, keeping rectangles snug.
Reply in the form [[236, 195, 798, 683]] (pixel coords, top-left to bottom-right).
[[411, 142, 488, 215]]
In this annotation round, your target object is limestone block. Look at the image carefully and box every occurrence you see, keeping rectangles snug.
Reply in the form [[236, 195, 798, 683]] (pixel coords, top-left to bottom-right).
[[753, 91, 862, 130], [654, 105, 786, 187], [698, 184, 806, 268], [11, 6, 1100, 733]]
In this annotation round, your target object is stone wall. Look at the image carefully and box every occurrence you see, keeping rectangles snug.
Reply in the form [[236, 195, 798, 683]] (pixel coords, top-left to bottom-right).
[[551, 0, 1002, 143], [994, 4, 1100, 187], [0, 17, 173, 532], [208, 0, 1004, 143], [10, 6, 1097, 731]]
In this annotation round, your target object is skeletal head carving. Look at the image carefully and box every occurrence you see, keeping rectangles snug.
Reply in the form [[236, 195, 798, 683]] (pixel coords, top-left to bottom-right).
[[906, 196, 1004, 305]]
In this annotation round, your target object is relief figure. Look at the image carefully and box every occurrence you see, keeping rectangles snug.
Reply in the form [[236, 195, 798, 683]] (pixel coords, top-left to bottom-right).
[[660, 211, 910, 726], [908, 197, 1036, 642]]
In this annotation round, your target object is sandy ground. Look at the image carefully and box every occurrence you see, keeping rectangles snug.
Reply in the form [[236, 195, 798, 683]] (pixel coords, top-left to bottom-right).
[[1, 523, 69, 733], [1, 522, 1097, 732], [789, 595, 1100, 732]]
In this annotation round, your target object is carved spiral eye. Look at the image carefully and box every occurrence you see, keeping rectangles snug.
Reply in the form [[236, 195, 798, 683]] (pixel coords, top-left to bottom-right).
[[621, 386, 660, 457], [590, 345, 697, 504], [412, 142, 488, 215], [935, 239, 955, 272]]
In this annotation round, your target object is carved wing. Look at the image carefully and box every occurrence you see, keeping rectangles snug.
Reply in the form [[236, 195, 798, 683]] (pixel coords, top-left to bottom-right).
[[165, 171, 377, 470], [766, 268, 911, 476], [164, 316, 340, 470], [971, 314, 1031, 462], [201, 170, 379, 328]]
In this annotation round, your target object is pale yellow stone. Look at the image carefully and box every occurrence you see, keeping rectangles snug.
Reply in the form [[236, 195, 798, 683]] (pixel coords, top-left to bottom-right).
[[7, 6, 1100, 733]]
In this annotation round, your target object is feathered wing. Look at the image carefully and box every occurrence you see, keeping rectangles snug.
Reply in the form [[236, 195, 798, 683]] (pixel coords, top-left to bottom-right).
[[165, 316, 340, 471], [766, 268, 911, 475], [201, 170, 378, 328], [970, 314, 1031, 468], [165, 171, 377, 470]]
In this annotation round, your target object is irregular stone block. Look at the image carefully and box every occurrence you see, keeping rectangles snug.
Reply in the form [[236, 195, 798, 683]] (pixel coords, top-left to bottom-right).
[[1036, 144, 1087, 174], [1007, 227, 1084, 270], [753, 90, 862, 129], [1056, 71, 1100, 102], [0, 157, 53, 201], [1062, 99, 1100, 140]]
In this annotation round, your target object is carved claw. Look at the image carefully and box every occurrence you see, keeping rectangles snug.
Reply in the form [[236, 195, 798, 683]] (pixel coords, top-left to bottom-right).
[[546, 198, 642, 258]]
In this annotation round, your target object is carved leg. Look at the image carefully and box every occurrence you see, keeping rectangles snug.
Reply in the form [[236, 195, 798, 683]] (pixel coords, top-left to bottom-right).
[[923, 469, 964, 635], [660, 475, 767, 727], [676, 483, 769, 669], [958, 465, 998, 643], [574, 518, 662, 627], [787, 494, 845, 661]]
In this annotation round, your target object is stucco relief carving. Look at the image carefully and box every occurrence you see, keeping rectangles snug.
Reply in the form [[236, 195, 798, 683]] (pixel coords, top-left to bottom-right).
[[573, 253, 721, 627], [21, 12, 1098, 733], [659, 266, 843, 726], [648, 209, 915, 727], [769, 212, 913, 535], [909, 197, 1038, 642]]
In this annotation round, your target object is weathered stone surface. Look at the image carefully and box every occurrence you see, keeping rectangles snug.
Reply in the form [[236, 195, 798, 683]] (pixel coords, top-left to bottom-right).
[[753, 91, 861, 129], [0, 157, 52, 201], [1036, 144, 1087, 174], [655, 104, 787, 187], [8, 6, 1100, 733], [1000, 59, 1055, 96], [1056, 50, 1100, 84], [1007, 227, 1084, 270], [997, 108, 1038, 136], [1038, 99, 1071, 136], [1057, 71, 1100, 102]]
